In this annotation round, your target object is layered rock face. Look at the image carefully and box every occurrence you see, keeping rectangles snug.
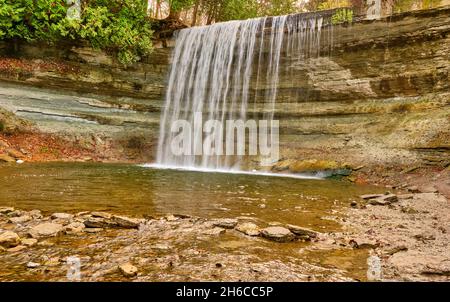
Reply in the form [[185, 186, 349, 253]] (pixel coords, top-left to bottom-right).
[[0, 6, 448, 167], [0, 40, 173, 161], [268, 7, 450, 168]]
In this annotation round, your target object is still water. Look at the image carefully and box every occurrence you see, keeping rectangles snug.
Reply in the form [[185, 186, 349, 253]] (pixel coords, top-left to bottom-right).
[[0, 162, 383, 231]]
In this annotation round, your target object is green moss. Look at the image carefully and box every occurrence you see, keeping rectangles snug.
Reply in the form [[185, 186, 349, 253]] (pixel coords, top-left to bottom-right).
[[331, 8, 353, 25]]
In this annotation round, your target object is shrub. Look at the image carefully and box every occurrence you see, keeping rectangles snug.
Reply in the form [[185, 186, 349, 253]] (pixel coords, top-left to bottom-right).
[[0, 0, 153, 65], [331, 8, 353, 25]]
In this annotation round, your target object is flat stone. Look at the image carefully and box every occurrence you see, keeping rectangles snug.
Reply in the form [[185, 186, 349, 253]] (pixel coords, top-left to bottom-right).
[[91, 212, 112, 219], [368, 194, 398, 205], [7, 245, 27, 252], [37, 241, 55, 247], [112, 215, 142, 229], [118, 263, 138, 277], [421, 264, 450, 276], [8, 215, 32, 224], [235, 222, 260, 236], [407, 186, 420, 193], [384, 245, 408, 255], [397, 194, 414, 200], [261, 226, 295, 242], [0, 231, 21, 248], [151, 243, 171, 250], [28, 223, 64, 238], [203, 227, 226, 236], [286, 224, 319, 238], [360, 194, 384, 200], [420, 185, 438, 193], [51, 213, 74, 220], [83, 217, 115, 228], [27, 262, 40, 268], [349, 238, 378, 249], [212, 218, 238, 229], [414, 232, 436, 241], [84, 228, 103, 233], [22, 238, 38, 247]]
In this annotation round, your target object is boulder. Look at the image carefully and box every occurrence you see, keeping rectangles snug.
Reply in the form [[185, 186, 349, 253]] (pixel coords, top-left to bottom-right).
[[118, 263, 138, 277], [28, 223, 64, 238], [212, 218, 238, 229], [235, 222, 260, 236], [261, 227, 295, 243], [0, 231, 21, 248]]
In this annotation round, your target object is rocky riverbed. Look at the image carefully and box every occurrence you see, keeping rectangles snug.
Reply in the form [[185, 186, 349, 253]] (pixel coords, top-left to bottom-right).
[[1, 183, 448, 281]]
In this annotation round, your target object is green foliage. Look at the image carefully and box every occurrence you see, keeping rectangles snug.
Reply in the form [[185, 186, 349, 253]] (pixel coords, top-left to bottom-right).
[[169, 0, 195, 13], [218, 0, 259, 21], [213, 0, 298, 22], [264, 0, 297, 16], [0, 0, 153, 65], [318, 0, 350, 10], [392, 0, 441, 13], [331, 8, 353, 24]]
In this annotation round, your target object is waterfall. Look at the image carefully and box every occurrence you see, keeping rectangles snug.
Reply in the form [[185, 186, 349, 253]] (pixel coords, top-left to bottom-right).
[[156, 13, 330, 171]]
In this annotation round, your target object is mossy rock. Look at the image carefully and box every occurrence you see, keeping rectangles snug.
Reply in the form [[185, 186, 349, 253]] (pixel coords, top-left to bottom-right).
[[271, 159, 297, 171], [0, 107, 32, 134], [288, 159, 340, 173]]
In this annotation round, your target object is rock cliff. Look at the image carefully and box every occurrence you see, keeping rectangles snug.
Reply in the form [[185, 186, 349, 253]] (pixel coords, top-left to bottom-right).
[[0, 6, 448, 167]]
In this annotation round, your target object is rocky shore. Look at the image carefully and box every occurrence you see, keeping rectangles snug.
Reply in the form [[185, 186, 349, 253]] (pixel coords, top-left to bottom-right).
[[1, 180, 448, 281]]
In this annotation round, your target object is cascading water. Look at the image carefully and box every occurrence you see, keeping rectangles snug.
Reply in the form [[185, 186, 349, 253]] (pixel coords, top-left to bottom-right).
[[155, 12, 331, 171]]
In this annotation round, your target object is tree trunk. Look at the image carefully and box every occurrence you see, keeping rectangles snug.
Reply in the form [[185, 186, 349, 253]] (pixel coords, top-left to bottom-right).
[[168, 6, 181, 20], [191, 0, 200, 26]]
